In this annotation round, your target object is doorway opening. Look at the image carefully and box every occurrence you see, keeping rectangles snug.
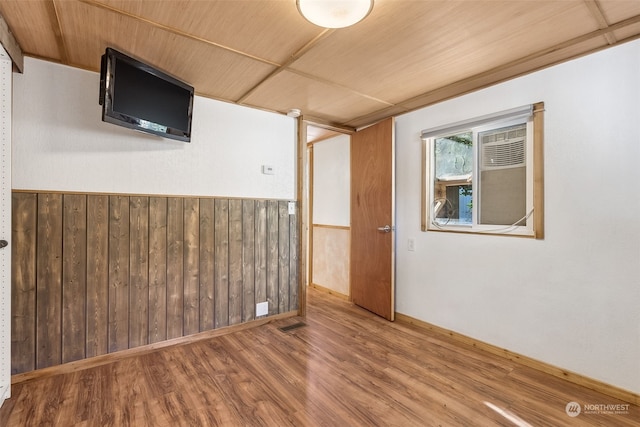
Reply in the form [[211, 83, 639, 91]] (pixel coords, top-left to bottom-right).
[[303, 123, 352, 305]]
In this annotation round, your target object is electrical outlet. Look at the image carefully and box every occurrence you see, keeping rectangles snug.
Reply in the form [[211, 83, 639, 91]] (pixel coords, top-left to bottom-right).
[[261, 165, 275, 175], [407, 238, 415, 251], [288, 201, 296, 215], [256, 301, 269, 316]]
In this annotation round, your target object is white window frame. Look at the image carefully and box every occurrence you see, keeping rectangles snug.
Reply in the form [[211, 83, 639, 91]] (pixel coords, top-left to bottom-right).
[[421, 103, 544, 238]]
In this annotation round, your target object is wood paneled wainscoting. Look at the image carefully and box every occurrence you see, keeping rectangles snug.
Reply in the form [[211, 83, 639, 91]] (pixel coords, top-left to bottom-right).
[[10, 191, 299, 374]]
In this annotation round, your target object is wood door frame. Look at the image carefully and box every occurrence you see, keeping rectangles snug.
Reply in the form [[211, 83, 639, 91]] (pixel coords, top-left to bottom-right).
[[299, 118, 395, 318], [298, 118, 355, 315], [306, 139, 313, 300], [296, 117, 307, 316]]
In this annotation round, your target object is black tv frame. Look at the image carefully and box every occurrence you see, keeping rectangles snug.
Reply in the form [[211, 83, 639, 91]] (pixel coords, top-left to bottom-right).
[[99, 48, 194, 142]]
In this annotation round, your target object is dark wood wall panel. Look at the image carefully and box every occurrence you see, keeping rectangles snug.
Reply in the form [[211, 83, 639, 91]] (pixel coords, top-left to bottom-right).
[[62, 194, 87, 364], [266, 200, 279, 316], [198, 198, 215, 333], [11, 192, 299, 374], [254, 201, 267, 317], [166, 197, 184, 340], [241, 200, 255, 323], [36, 193, 63, 370], [228, 199, 243, 326], [214, 199, 229, 329], [108, 196, 130, 353], [129, 196, 149, 349], [148, 197, 167, 345], [86, 195, 108, 358], [183, 198, 200, 336], [11, 193, 37, 374], [278, 201, 290, 314]]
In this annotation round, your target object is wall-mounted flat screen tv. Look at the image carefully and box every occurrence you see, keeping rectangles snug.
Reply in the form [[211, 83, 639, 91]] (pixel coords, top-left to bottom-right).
[[99, 48, 194, 142]]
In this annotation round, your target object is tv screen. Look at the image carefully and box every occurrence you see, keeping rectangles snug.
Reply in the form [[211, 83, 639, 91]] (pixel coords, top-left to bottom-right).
[[99, 48, 194, 142]]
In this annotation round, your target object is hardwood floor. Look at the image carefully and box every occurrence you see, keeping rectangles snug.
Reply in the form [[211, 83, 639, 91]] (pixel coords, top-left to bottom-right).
[[1, 288, 638, 426]]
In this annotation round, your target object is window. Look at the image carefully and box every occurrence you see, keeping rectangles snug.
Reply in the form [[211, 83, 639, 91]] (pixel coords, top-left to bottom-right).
[[422, 103, 544, 238]]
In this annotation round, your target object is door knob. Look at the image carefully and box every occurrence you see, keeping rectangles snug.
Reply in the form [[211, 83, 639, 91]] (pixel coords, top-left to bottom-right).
[[0, 240, 7, 249], [377, 225, 392, 233]]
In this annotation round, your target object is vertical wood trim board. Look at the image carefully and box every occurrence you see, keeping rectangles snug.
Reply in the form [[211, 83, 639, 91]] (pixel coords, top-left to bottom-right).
[[10, 192, 299, 375], [199, 198, 215, 332], [10, 193, 36, 374], [108, 195, 130, 354], [166, 197, 184, 340], [228, 199, 243, 327], [62, 194, 87, 364], [148, 197, 167, 345], [86, 195, 109, 358], [36, 193, 63, 369], [182, 197, 200, 336]]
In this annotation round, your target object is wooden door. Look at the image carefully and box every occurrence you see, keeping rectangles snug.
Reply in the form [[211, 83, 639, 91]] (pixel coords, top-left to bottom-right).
[[350, 118, 394, 321]]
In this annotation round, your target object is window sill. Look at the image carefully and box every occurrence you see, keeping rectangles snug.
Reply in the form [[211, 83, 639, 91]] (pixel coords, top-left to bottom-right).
[[425, 223, 537, 238]]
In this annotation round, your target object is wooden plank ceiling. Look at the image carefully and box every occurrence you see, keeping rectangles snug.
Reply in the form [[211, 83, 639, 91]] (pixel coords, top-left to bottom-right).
[[1, 0, 640, 130]]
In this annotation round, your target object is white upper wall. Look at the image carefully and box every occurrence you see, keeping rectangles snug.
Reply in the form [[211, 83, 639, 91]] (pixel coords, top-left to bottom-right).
[[313, 134, 350, 226], [395, 40, 640, 394], [12, 57, 296, 200]]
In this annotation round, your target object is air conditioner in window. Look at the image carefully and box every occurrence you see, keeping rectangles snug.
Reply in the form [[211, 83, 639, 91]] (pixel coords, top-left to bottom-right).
[[480, 125, 526, 171]]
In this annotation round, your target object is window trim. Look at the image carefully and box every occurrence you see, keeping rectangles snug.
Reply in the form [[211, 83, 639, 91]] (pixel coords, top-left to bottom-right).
[[421, 102, 544, 239]]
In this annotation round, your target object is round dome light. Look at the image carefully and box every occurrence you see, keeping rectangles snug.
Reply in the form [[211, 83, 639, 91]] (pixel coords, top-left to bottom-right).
[[297, 0, 374, 29]]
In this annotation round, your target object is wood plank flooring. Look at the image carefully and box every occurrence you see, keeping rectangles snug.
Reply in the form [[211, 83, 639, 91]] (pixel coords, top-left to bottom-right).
[[1, 288, 638, 426]]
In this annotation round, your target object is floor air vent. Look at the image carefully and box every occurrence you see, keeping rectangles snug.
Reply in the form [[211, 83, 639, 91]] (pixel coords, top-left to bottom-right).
[[278, 322, 307, 332]]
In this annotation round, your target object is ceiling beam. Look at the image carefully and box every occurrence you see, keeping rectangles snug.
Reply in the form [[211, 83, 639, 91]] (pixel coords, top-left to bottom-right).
[[0, 12, 24, 72], [302, 116, 355, 134], [48, 0, 69, 64], [584, 0, 617, 45]]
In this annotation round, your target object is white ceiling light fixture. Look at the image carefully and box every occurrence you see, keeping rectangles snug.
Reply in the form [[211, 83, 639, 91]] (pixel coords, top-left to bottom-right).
[[296, 0, 374, 29]]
